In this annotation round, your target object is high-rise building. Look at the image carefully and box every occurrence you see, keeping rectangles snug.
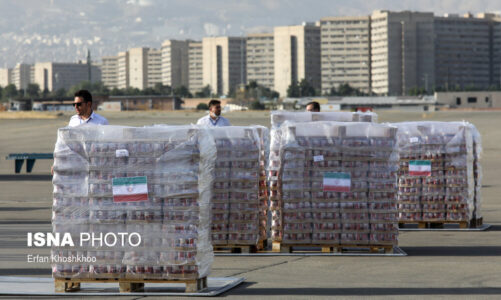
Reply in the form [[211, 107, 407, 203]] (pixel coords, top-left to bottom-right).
[[188, 41, 203, 94], [246, 33, 274, 90], [147, 48, 162, 88], [493, 15, 501, 88], [202, 36, 246, 96], [161, 40, 189, 89], [0, 68, 12, 87], [117, 51, 129, 90], [11, 63, 32, 91], [128, 48, 148, 90], [434, 13, 493, 90], [274, 23, 321, 97], [320, 16, 371, 95], [370, 10, 435, 96], [33, 62, 101, 92], [115, 47, 162, 90], [101, 56, 119, 89]]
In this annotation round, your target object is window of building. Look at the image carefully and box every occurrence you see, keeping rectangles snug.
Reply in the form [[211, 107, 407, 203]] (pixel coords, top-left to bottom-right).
[[456, 97, 461, 105], [467, 97, 477, 103], [485, 97, 489, 103]]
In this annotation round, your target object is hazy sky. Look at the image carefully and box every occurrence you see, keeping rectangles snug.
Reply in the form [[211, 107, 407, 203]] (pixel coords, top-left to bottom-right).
[[1, 0, 500, 67]]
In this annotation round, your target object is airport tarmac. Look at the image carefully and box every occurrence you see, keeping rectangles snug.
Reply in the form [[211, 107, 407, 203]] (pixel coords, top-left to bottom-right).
[[0, 110, 500, 299]]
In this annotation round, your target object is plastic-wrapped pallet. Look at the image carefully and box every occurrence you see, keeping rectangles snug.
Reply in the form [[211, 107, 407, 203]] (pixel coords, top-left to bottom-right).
[[52, 125, 215, 280], [394, 121, 482, 223], [268, 111, 377, 192], [270, 121, 399, 246], [209, 126, 268, 247]]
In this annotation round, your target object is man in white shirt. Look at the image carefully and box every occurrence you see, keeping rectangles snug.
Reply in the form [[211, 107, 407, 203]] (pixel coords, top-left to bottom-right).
[[196, 99, 231, 127], [52, 90, 108, 175], [68, 90, 109, 127]]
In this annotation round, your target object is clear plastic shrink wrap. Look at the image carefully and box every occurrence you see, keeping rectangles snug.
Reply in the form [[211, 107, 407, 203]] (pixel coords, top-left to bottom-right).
[[208, 126, 269, 246], [393, 122, 482, 222], [270, 121, 399, 246], [268, 111, 377, 189], [51, 125, 215, 280]]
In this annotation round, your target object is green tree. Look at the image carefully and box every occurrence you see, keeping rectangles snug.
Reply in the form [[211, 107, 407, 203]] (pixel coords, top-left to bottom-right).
[[53, 88, 67, 98], [299, 79, 317, 97], [196, 103, 209, 110], [173, 85, 192, 98], [250, 100, 265, 110], [153, 83, 171, 95], [124, 87, 141, 95], [26, 83, 40, 98], [287, 81, 301, 97], [42, 88, 50, 98], [408, 87, 426, 96], [337, 83, 355, 96], [195, 85, 211, 98], [245, 80, 279, 100], [287, 80, 318, 97], [142, 87, 156, 95], [110, 88, 123, 96], [4, 84, 18, 99], [326, 86, 338, 96]]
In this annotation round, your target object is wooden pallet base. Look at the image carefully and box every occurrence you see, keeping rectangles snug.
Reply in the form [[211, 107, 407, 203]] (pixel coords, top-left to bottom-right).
[[272, 241, 394, 254], [214, 240, 266, 253], [54, 277, 207, 293], [399, 217, 483, 229]]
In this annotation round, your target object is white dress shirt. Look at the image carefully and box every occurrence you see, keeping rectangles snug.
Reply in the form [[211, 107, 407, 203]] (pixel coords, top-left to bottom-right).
[[196, 114, 231, 127], [68, 111, 109, 127]]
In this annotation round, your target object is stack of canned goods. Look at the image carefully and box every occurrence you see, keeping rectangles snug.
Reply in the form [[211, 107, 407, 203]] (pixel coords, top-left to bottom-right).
[[270, 121, 399, 246], [210, 126, 268, 246], [394, 122, 482, 223], [51, 125, 215, 280]]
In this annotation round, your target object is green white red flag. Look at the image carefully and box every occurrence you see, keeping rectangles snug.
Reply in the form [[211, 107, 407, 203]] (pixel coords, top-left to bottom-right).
[[323, 172, 351, 192], [112, 176, 148, 202], [409, 160, 431, 176]]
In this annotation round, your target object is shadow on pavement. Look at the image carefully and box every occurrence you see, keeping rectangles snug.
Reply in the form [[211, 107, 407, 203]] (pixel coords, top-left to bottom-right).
[[402, 246, 501, 256], [224, 283, 501, 296], [0, 207, 48, 212], [487, 225, 501, 231], [0, 220, 50, 225], [0, 269, 51, 276], [0, 175, 52, 181]]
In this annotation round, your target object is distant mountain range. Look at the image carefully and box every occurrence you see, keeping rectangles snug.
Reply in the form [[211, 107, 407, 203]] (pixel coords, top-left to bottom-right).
[[0, 0, 498, 67]]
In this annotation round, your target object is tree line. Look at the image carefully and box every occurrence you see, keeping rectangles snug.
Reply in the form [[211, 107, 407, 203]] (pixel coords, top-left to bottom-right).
[[3, 79, 500, 103], [0, 82, 214, 102]]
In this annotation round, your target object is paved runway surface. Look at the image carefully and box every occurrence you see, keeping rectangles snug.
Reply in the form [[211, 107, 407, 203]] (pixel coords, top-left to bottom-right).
[[0, 110, 500, 299]]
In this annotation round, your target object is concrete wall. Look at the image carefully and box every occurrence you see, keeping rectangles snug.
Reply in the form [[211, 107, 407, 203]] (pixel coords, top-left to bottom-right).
[[435, 91, 501, 108]]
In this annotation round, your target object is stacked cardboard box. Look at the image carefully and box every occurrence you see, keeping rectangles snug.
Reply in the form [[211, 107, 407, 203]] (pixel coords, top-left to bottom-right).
[[270, 121, 398, 246], [52, 125, 215, 280], [210, 126, 268, 247], [394, 122, 482, 223]]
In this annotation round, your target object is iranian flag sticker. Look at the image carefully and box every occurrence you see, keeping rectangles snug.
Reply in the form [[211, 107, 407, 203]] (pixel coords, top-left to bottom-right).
[[112, 176, 148, 202], [323, 172, 351, 192], [409, 160, 432, 176]]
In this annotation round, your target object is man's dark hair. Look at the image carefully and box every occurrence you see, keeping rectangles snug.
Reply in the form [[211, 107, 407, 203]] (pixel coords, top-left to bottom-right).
[[306, 101, 320, 112], [74, 90, 92, 103], [208, 99, 221, 108]]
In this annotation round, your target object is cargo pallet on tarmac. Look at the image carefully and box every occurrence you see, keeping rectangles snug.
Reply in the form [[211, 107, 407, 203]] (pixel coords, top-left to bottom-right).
[[54, 276, 207, 293], [271, 241, 395, 254], [213, 240, 267, 254], [398, 217, 487, 230]]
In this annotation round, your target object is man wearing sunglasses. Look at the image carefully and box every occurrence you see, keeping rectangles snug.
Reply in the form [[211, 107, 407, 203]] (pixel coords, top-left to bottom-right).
[[68, 90, 109, 127]]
